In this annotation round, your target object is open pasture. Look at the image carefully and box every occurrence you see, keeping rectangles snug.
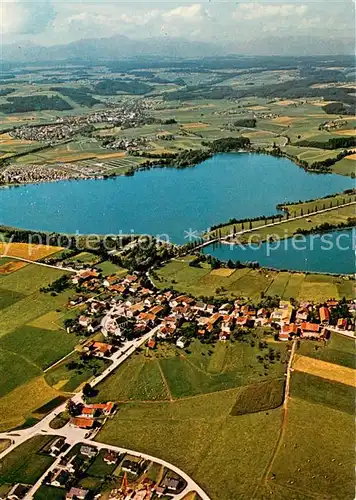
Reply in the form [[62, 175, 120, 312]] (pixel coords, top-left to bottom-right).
[[270, 398, 354, 500]]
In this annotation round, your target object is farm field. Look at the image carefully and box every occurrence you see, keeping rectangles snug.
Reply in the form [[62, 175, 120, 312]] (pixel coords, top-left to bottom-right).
[[89, 334, 287, 402], [96, 390, 283, 500], [269, 397, 354, 500], [0, 435, 55, 485], [154, 258, 354, 302], [0, 251, 105, 430], [292, 354, 356, 387], [297, 331, 355, 368]]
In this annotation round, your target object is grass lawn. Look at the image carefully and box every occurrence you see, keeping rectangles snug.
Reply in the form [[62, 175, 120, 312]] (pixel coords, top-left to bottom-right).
[[297, 332, 355, 369], [95, 260, 127, 276], [0, 264, 71, 337], [230, 379, 284, 415], [155, 259, 354, 303], [270, 398, 354, 500], [0, 289, 25, 311], [34, 486, 66, 500], [86, 449, 119, 477], [0, 348, 41, 397], [0, 435, 55, 485], [89, 355, 169, 402], [0, 376, 62, 431]]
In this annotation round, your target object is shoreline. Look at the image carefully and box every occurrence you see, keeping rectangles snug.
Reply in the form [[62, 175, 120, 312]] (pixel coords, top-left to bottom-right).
[[0, 147, 353, 189]]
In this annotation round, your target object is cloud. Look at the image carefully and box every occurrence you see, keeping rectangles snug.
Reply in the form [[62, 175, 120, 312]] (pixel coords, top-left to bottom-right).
[[162, 4, 208, 21], [233, 2, 308, 20], [1, 0, 56, 35]]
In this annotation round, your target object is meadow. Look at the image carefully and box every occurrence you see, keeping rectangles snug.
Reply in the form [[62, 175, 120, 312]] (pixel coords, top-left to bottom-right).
[[0, 435, 55, 485], [89, 334, 287, 403], [154, 257, 354, 302], [0, 248, 118, 430]]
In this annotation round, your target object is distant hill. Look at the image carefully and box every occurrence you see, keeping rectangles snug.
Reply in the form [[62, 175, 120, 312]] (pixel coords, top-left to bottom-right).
[[0, 35, 224, 62], [1, 34, 353, 62]]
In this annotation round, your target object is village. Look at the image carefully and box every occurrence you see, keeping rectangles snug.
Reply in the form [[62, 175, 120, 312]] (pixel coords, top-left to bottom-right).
[[4, 436, 188, 500], [64, 264, 355, 363]]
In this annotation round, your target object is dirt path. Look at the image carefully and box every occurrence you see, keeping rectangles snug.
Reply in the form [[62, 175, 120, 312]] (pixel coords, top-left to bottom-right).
[[256, 340, 296, 492], [157, 360, 174, 402]]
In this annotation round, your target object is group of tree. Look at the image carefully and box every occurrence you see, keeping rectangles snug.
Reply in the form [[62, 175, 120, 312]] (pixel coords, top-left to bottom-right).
[[0, 95, 73, 114], [203, 136, 251, 153], [50, 86, 101, 107], [93, 79, 152, 96]]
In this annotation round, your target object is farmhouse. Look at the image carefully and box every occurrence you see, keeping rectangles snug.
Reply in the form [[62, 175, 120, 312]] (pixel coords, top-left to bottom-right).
[[319, 306, 330, 324], [70, 417, 95, 429], [104, 451, 119, 465], [301, 322, 320, 338]]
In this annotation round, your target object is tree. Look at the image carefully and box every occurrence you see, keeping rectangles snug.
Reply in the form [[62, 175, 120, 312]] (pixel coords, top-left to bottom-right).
[[83, 383, 93, 398]]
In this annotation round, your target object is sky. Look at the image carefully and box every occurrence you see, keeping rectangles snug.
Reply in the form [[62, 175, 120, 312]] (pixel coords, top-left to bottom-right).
[[1, 0, 354, 49]]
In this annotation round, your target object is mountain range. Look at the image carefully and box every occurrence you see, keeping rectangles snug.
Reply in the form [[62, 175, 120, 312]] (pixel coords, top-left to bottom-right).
[[1, 34, 354, 62]]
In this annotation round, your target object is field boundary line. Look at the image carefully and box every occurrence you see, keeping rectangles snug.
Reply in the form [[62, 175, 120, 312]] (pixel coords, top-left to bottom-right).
[[157, 360, 174, 402]]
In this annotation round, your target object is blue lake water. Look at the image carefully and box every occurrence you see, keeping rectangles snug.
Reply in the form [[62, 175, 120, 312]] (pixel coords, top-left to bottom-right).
[[0, 153, 354, 247], [202, 229, 355, 274]]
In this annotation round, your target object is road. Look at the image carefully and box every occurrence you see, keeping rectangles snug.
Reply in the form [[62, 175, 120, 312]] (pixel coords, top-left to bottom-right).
[[0, 254, 77, 273], [0, 323, 210, 500], [197, 200, 356, 249]]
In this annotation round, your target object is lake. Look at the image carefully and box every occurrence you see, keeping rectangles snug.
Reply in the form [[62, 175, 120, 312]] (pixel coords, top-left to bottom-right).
[[0, 153, 354, 248], [202, 228, 355, 274]]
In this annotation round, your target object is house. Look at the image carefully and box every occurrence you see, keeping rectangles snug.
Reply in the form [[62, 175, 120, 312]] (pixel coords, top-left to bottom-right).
[[301, 322, 320, 338], [50, 469, 70, 488], [70, 417, 95, 429], [121, 459, 141, 476], [65, 454, 83, 474], [160, 476, 180, 493], [206, 304, 215, 314], [78, 315, 91, 328], [80, 445, 97, 458], [89, 402, 115, 416], [7, 484, 30, 500], [337, 318, 348, 330], [91, 341, 115, 358], [327, 300, 339, 308], [319, 306, 330, 324], [104, 451, 119, 465], [296, 307, 308, 322], [80, 407, 98, 418], [236, 316, 249, 327], [147, 338, 156, 349], [149, 305, 164, 316], [66, 487, 89, 500], [219, 303, 232, 313], [192, 301, 207, 312], [279, 323, 298, 341], [50, 437, 66, 456], [137, 312, 156, 325], [176, 336, 187, 349]]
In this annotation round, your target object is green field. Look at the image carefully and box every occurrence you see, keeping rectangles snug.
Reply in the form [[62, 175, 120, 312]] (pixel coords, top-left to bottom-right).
[[0, 259, 103, 429], [270, 397, 354, 500], [297, 332, 355, 369], [154, 258, 354, 302], [90, 334, 287, 402], [96, 390, 283, 500], [0, 436, 55, 485]]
